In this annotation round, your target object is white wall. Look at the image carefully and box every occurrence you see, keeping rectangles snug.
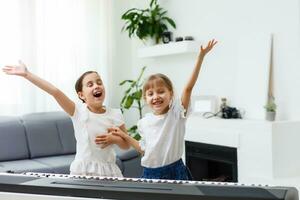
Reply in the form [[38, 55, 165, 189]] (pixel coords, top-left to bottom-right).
[[111, 0, 300, 124]]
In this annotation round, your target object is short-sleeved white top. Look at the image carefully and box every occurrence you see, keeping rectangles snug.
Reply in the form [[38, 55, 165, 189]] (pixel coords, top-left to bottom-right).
[[70, 103, 124, 177], [138, 98, 191, 168]]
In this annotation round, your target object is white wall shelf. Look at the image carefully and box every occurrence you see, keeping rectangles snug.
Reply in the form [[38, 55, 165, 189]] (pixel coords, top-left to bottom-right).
[[138, 41, 201, 58]]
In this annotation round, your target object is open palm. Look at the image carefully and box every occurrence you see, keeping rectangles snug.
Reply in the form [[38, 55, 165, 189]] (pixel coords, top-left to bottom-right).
[[200, 39, 217, 56], [2, 61, 28, 77]]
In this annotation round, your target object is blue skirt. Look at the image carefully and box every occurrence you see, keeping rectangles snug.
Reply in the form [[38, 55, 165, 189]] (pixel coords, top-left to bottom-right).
[[141, 159, 193, 180]]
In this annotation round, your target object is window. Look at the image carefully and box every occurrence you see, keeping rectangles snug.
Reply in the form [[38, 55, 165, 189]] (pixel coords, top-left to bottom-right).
[[0, 0, 111, 115]]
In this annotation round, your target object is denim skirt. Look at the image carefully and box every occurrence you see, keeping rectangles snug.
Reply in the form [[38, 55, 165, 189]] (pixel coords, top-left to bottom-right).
[[141, 159, 193, 180]]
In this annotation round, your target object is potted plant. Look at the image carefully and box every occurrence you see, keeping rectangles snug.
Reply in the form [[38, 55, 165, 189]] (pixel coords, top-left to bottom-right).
[[121, 0, 176, 44], [264, 96, 277, 121], [119, 66, 146, 140]]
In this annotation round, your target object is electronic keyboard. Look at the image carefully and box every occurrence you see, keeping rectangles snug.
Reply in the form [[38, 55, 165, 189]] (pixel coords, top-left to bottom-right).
[[0, 172, 298, 200]]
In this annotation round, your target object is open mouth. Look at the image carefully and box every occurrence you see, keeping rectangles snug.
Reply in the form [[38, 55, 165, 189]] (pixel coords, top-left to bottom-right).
[[93, 91, 102, 98], [152, 100, 163, 106]]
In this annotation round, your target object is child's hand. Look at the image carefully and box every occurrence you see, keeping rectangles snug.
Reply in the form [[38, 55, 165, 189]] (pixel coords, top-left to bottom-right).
[[2, 60, 28, 77], [108, 127, 128, 140], [95, 133, 118, 149], [199, 39, 217, 57]]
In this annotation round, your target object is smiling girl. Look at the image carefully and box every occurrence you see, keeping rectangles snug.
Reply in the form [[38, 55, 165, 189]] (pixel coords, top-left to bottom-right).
[[110, 39, 217, 180], [2, 62, 129, 177]]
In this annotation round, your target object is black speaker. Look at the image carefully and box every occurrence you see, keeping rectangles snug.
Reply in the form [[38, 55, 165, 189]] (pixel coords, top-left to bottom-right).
[[162, 31, 173, 43]]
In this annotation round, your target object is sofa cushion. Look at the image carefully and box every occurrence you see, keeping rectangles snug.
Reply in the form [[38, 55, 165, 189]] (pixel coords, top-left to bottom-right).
[[0, 116, 30, 161], [114, 147, 140, 161], [56, 117, 76, 154], [34, 154, 75, 174], [0, 159, 51, 173], [122, 157, 142, 178], [116, 157, 124, 173], [22, 112, 64, 158]]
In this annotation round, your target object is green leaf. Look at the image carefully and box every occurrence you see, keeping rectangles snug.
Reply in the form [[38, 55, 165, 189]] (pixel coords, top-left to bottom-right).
[[121, 8, 139, 19], [132, 90, 142, 100], [162, 17, 176, 28], [127, 125, 138, 133], [133, 133, 141, 141], [127, 125, 142, 140], [127, 125, 141, 141], [124, 87, 132, 95], [120, 95, 127, 105], [150, 0, 157, 8], [159, 10, 167, 17], [124, 95, 134, 109], [119, 80, 134, 86], [160, 23, 168, 32]]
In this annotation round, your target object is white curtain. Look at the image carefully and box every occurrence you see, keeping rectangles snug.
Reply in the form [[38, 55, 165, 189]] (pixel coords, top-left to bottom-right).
[[0, 0, 112, 115]]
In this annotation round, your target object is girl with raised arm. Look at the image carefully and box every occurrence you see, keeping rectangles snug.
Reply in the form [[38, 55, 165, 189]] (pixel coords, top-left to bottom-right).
[[109, 39, 217, 180], [2, 62, 130, 177]]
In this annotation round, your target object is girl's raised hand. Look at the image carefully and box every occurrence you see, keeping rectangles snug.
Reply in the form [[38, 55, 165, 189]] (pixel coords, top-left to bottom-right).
[[2, 60, 28, 77], [199, 39, 218, 57]]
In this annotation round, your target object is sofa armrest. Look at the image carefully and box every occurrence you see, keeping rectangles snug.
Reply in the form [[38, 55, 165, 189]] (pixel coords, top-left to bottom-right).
[[114, 147, 139, 161], [114, 146, 143, 177]]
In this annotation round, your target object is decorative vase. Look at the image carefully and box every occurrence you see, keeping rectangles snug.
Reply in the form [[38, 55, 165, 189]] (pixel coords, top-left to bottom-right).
[[266, 111, 276, 121], [143, 38, 156, 46]]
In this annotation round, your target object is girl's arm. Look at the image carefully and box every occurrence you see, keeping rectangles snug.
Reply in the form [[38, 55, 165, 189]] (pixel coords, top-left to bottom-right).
[[112, 124, 131, 149], [181, 39, 217, 110], [110, 127, 144, 155], [94, 125, 131, 150], [2, 61, 75, 116]]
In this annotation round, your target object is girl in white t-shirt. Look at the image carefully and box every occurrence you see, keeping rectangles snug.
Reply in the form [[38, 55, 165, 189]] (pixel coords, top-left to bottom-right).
[[2, 64, 130, 177], [110, 39, 217, 180]]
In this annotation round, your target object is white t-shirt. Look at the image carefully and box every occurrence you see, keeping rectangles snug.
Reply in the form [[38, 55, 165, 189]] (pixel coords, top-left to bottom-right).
[[70, 103, 124, 177], [138, 98, 191, 168]]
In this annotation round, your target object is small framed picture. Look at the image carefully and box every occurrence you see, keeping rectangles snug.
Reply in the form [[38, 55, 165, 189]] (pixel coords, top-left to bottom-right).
[[191, 95, 217, 116]]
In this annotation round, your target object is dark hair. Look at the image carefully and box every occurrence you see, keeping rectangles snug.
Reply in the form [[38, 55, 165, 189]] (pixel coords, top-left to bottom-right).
[[142, 73, 174, 99], [75, 71, 98, 102]]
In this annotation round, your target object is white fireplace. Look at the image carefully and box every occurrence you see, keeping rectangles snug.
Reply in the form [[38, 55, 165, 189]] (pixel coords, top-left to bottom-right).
[[184, 115, 300, 188]]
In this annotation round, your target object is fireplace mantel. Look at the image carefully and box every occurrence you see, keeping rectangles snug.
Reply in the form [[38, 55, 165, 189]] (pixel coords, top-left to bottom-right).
[[185, 115, 300, 184]]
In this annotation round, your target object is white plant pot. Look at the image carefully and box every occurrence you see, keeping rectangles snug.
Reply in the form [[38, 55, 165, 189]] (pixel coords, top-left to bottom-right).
[[143, 38, 156, 46], [266, 111, 276, 121]]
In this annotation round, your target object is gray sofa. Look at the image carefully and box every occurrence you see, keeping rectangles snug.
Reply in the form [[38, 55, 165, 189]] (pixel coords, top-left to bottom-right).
[[0, 112, 142, 177]]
